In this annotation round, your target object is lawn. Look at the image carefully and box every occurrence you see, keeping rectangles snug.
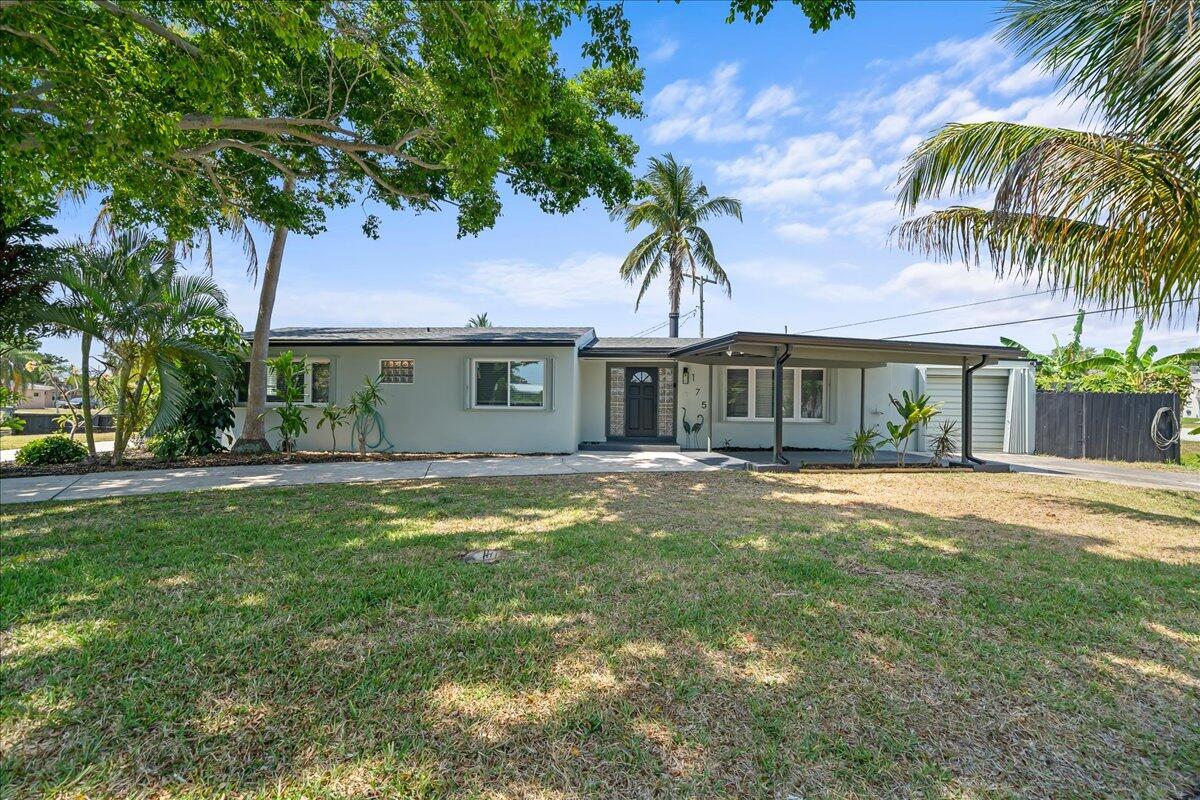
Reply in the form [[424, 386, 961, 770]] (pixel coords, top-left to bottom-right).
[[0, 431, 114, 450], [2, 472, 1198, 798], [1183, 440, 1199, 470]]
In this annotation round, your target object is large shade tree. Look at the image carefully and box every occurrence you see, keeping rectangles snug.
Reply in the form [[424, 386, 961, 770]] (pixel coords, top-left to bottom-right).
[[612, 155, 743, 337], [893, 0, 1200, 323]]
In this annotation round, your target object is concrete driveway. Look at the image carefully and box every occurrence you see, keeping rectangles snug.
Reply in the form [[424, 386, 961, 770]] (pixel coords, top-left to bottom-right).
[[0, 451, 722, 505], [979, 451, 1199, 493]]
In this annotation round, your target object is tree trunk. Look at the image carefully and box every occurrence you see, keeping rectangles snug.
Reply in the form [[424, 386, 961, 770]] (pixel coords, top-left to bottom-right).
[[111, 360, 132, 464], [80, 333, 96, 459], [668, 246, 682, 338], [232, 181, 293, 454]]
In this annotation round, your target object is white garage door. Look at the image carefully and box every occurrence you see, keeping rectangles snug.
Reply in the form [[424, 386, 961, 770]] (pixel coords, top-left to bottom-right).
[[924, 373, 1008, 452]]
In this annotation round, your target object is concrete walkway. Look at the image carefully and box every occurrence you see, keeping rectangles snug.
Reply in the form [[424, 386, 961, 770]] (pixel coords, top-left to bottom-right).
[[979, 451, 1199, 493], [0, 451, 722, 505]]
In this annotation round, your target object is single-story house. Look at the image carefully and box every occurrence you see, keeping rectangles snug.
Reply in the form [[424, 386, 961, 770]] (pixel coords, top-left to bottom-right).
[[232, 326, 1034, 462]]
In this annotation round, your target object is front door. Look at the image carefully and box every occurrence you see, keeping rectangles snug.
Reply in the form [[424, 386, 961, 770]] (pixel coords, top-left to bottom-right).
[[625, 368, 658, 437]]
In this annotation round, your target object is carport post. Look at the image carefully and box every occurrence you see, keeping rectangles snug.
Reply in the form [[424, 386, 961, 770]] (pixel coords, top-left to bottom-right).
[[774, 345, 792, 464]]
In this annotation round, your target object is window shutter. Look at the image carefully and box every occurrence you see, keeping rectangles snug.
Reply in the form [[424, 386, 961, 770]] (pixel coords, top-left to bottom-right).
[[545, 357, 554, 411]]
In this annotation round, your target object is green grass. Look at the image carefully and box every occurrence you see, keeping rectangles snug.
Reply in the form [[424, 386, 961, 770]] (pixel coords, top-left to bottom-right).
[[1183, 440, 1200, 470], [0, 431, 114, 450], [3, 472, 1198, 798]]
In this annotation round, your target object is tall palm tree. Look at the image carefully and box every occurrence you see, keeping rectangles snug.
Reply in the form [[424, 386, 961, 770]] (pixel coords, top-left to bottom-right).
[[43, 230, 236, 463], [612, 154, 742, 337], [894, 0, 1200, 323]]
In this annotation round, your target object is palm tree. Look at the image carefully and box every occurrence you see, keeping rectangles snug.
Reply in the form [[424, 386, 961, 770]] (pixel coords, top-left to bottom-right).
[[894, 0, 1200, 323], [612, 154, 742, 337], [43, 230, 236, 463], [467, 312, 492, 328]]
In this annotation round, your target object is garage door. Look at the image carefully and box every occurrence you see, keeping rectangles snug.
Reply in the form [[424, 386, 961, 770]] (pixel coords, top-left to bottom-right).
[[924, 373, 1008, 452]]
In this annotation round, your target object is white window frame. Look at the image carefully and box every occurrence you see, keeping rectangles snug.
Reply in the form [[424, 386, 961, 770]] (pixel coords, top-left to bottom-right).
[[260, 357, 332, 405], [379, 358, 415, 386], [470, 358, 548, 410], [725, 366, 825, 422]]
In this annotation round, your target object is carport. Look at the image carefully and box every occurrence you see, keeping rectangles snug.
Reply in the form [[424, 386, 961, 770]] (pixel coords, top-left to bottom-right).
[[669, 331, 1025, 466]]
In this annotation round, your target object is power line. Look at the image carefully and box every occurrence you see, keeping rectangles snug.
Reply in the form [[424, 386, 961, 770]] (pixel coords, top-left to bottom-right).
[[799, 289, 1057, 334], [883, 297, 1198, 340], [630, 306, 698, 337]]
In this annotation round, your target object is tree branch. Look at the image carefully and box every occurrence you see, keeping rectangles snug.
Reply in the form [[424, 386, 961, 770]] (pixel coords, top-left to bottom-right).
[[92, 0, 201, 56]]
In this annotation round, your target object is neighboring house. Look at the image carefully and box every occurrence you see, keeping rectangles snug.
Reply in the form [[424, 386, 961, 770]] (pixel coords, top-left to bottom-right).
[[14, 382, 62, 409], [1185, 365, 1200, 419], [231, 326, 1033, 457]]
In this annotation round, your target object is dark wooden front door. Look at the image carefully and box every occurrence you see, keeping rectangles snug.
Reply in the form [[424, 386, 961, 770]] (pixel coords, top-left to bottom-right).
[[625, 368, 658, 437]]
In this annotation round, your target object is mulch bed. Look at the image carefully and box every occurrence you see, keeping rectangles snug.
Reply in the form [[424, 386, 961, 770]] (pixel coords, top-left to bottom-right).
[[0, 449, 520, 480]]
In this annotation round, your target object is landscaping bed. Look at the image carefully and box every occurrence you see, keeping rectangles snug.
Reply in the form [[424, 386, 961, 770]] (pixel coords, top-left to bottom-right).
[[0, 448, 522, 479], [3, 471, 1198, 798]]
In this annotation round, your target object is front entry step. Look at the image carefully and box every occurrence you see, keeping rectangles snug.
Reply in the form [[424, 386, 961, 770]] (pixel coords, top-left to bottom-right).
[[579, 440, 681, 453]]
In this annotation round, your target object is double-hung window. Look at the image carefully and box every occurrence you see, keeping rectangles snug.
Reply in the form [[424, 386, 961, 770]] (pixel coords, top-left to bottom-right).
[[725, 367, 824, 420], [473, 359, 546, 409], [237, 358, 331, 404]]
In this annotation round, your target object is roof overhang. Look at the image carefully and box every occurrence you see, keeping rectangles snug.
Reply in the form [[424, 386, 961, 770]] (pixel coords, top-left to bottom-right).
[[669, 331, 1025, 367]]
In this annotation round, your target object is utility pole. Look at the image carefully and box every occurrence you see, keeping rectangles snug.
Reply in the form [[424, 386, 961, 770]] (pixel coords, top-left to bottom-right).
[[689, 270, 720, 337]]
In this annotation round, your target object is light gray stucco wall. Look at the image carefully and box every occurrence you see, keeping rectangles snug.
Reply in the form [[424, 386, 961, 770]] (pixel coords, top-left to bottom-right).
[[231, 344, 579, 454], [578, 359, 607, 443]]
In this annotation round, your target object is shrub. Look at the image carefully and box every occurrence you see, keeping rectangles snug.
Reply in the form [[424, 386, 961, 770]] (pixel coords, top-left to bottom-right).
[[146, 429, 188, 462], [14, 435, 88, 466]]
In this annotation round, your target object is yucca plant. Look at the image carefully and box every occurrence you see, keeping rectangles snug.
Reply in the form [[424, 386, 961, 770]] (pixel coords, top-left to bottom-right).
[[928, 420, 959, 466], [846, 425, 882, 467], [316, 403, 351, 453]]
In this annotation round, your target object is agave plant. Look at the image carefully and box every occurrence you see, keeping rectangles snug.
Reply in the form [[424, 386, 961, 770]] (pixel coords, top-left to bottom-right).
[[928, 420, 959, 466]]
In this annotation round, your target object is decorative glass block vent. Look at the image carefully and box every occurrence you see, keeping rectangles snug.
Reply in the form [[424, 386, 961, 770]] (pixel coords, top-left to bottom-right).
[[380, 359, 414, 384]]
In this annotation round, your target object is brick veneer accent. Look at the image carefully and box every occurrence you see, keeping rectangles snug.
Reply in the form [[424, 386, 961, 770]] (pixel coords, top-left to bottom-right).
[[608, 367, 624, 437], [657, 367, 674, 437]]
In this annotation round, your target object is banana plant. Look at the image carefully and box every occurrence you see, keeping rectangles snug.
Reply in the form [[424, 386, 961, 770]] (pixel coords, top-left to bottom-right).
[[1073, 320, 1200, 394], [1000, 310, 1093, 390]]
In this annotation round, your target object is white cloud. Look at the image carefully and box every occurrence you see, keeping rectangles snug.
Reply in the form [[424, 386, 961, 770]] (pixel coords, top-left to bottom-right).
[[880, 260, 1019, 299], [993, 62, 1050, 96], [746, 85, 799, 120], [649, 63, 771, 143], [458, 253, 637, 309], [732, 258, 872, 302], [647, 38, 679, 62], [718, 134, 888, 205], [774, 221, 829, 242]]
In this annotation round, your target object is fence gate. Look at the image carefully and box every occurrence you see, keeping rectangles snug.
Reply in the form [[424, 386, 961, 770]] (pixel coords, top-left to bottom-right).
[[1035, 391, 1181, 463]]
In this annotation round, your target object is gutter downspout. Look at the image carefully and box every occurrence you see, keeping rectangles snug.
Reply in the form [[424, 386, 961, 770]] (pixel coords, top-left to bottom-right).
[[859, 367, 866, 430], [961, 354, 988, 466], [774, 344, 792, 464]]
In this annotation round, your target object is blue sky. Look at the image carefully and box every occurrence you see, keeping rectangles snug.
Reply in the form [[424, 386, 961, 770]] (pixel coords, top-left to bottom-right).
[[43, 0, 1197, 362]]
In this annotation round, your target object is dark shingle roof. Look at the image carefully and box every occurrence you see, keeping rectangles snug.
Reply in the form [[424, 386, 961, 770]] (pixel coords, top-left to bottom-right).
[[581, 336, 705, 357], [258, 326, 595, 346]]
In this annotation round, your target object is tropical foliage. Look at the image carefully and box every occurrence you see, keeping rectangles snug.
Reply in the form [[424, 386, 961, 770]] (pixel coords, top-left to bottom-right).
[[42, 231, 238, 463], [350, 376, 388, 455], [467, 313, 493, 328], [928, 420, 959, 465], [886, 391, 941, 465], [894, 0, 1200, 322], [265, 352, 308, 454], [0, 202, 59, 345], [317, 403, 352, 453], [1002, 315, 1199, 405], [1073, 320, 1200, 399], [846, 425, 882, 467], [1000, 310, 1095, 391], [155, 317, 245, 456], [612, 154, 742, 335]]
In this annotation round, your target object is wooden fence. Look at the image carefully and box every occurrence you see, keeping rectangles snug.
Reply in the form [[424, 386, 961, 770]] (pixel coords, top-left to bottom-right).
[[1035, 391, 1181, 463]]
